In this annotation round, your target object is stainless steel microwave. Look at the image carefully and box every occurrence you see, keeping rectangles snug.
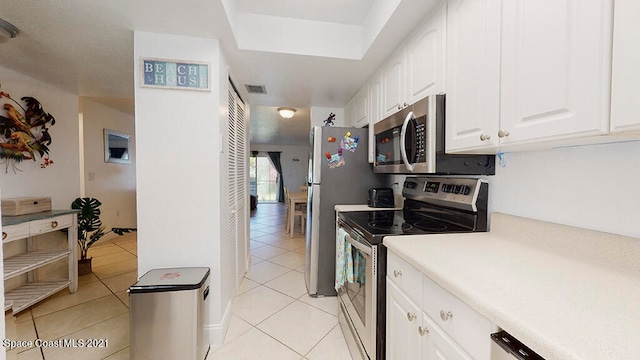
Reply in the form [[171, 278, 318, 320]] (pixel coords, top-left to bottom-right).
[[373, 94, 495, 175]]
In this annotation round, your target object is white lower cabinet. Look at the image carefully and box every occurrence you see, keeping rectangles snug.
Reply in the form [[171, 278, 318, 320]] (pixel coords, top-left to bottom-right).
[[387, 279, 471, 360], [387, 279, 422, 360], [422, 312, 473, 360], [387, 251, 496, 360]]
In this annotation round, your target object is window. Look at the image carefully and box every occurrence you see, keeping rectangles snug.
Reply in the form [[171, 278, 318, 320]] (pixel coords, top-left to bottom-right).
[[249, 155, 279, 202]]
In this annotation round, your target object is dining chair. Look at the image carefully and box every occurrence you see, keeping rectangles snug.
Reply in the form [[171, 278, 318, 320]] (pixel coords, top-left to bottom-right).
[[285, 187, 306, 235]]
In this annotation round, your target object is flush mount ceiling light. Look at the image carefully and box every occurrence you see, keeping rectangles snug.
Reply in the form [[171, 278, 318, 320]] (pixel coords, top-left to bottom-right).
[[277, 107, 296, 119], [0, 18, 19, 42]]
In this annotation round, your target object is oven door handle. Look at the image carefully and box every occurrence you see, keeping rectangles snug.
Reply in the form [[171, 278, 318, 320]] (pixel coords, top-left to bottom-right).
[[345, 233, 372, 256], [400, 111, 416, 173]]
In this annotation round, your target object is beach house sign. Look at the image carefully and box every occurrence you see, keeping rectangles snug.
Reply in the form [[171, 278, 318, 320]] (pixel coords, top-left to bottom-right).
[[141, 58, 210, 91]]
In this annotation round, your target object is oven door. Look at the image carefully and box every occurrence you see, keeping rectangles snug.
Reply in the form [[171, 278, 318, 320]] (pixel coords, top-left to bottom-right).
[[337, 222, 376, 359]]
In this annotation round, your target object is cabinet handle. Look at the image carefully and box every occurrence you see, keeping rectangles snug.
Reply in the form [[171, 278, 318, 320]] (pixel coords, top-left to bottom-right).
[[498, 129, 510, 138], [2, 232, 6, 240], [440, 310, 453, 321], [403, 102, 409, 108], [479, 133, 491, 141], [51, 221, 58, 228], [397, 105, 402, 110], [418, 326, 429, 336], [393, 269, 402, 278], [407, 312, 416, 321]]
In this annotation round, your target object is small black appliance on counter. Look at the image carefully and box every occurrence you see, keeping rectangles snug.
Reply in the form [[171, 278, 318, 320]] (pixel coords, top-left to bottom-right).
[[368, 188, 395, 208]]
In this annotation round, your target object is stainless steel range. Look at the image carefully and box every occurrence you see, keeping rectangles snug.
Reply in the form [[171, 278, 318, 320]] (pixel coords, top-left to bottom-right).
[[336, 176, 489, 360]]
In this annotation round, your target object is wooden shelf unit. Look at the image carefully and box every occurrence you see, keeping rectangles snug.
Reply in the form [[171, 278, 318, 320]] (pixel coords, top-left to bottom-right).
[[2, 210, 78, 314]]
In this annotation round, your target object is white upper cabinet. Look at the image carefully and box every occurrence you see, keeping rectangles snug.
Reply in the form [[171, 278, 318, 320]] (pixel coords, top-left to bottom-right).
[[445, 0, 501, 152], [405, 3, 447, 105], [499, 0, 612, 144], [344, 98, 356, 127], [355, 85, 369, 128], [446, 0, 613, 153], [382, 52, 406, 118], [610, 0, 640, 132], [368, 72, 382, 162], [382, 4, 447, 119], [370, 71, 382, 124]]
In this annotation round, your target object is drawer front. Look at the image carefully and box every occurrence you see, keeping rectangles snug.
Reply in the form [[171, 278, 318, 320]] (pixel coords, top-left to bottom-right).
[[423, 275, 497, 360], [387, 251, 423, 305], [29, 215, 74, 235], [2, 223, 30, 243]]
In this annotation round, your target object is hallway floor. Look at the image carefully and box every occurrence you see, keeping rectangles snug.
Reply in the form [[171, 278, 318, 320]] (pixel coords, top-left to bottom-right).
[[5, 202, 350, 359], [213, 202, 351, 359]]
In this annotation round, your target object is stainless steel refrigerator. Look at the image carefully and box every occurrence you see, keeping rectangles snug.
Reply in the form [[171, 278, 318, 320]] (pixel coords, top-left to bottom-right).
[[305, 126, 383, 297]]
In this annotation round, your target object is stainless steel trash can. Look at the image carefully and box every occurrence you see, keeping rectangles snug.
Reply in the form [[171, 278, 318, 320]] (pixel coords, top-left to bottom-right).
[[129, 267, 210, 360]]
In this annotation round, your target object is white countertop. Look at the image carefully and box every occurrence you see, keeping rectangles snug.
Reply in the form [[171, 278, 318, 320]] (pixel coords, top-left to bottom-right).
[[383, 213, 640, 360]]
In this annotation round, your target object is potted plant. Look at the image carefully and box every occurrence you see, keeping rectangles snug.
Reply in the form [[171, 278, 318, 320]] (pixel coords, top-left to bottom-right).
[[71, 197, 136, 275]]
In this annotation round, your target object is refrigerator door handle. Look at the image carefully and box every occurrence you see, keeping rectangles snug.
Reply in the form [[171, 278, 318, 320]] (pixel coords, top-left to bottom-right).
[[400, 111, 416, 173]]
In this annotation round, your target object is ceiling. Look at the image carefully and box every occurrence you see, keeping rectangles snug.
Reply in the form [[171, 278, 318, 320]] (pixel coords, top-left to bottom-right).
[[0, 0, 440, 146]]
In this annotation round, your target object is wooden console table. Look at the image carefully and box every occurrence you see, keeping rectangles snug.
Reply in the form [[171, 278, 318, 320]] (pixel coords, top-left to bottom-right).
[[2, 210, 78, 314]]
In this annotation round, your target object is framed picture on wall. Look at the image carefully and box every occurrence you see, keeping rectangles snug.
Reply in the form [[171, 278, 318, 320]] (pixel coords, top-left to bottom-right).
[[140, 57, 211, 91]]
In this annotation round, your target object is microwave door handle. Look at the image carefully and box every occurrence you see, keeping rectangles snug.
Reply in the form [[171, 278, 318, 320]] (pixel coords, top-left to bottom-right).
[[400, 111, 416, 172]]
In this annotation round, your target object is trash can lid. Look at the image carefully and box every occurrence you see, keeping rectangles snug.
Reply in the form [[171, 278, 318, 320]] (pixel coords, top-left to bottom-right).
[[128, 267, 210, 293]]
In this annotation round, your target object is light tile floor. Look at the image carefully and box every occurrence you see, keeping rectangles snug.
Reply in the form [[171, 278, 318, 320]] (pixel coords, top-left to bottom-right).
[[5, 202, 351, 360], [212, 202, 351, 359], [6, 234, 136, 360]]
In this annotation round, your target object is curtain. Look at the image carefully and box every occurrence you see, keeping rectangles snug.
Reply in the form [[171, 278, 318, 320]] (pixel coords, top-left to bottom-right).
[[267, 151, 285, 203]]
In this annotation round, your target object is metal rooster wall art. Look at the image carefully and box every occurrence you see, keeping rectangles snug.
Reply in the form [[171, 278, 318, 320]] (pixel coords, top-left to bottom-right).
[[0, 84, 56, 173]]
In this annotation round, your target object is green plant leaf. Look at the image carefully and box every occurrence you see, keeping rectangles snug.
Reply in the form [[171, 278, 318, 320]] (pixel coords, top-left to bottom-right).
[[71, 197, 102, 240], [112, 228, 137, 235]]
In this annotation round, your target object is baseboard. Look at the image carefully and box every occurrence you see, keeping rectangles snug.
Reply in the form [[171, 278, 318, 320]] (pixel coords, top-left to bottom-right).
[[206, 299, 233, 351]]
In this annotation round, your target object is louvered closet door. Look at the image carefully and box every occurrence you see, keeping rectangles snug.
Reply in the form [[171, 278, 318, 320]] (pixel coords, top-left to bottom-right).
[[227, 89, 238, 300], [227, 84, 249, 292], [235, 96, 248, 286]]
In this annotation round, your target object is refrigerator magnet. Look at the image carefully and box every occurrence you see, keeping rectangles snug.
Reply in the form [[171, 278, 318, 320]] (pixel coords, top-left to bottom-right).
[[339, 134, 358, 152], [327, 153, 345, 169]]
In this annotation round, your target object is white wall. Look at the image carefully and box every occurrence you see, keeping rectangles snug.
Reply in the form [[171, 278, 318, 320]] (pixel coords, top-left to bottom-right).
[[134, 32, 227, 346], [310, 107, 346, 127], [489, 141, 640, 238], [250, 144, 309, 195], [0, 67, 81, 209], [81, 98, 137, 240]]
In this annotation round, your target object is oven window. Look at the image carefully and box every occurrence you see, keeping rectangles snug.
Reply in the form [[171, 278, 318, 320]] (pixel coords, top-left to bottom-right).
[[345, 244, 369, 325]]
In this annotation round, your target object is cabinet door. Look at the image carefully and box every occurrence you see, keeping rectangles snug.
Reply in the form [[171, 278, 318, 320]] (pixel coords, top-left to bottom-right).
[[355, 85, 369, 128], [422, 313, 474, 360], [610, 0, 640, 132], [445, 0, 501, 152], [405, 3, 447, 105], [387, 278, 422, 360], [382, 52, 406, 118], [368, 73, 382, 163], [344, 98, 356, 127], [500, 0, 612, 143], [370, 72, 382, 124]]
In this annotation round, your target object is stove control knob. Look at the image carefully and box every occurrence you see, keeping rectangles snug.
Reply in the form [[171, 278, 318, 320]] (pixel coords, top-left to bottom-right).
[[393, 270, 402, 278], [452, 185, 460, 194]]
